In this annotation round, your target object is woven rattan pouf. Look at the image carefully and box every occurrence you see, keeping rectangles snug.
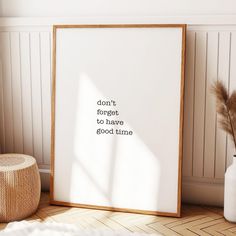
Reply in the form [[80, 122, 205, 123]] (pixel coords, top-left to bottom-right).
[[0, 154, 41, 222]]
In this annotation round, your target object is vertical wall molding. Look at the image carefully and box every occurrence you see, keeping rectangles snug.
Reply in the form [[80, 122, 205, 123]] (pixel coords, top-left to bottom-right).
[[0, 21, 236, 205]]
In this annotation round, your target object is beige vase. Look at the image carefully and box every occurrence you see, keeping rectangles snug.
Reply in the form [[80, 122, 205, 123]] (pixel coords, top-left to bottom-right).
[[224, 155, 236, 222]]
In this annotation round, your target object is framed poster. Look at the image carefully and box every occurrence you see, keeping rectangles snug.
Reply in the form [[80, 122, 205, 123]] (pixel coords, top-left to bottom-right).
[[51, 24, 186, 217]]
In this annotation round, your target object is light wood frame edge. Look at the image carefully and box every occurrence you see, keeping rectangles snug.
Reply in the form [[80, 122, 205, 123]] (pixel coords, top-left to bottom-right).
[[177, 24, 186, 218], [50, 25, 57, 203], [50, 199, 180, 217], [50, 24, 187, 218]]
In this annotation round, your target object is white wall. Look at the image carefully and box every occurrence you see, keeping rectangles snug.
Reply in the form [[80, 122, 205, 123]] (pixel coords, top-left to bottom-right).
[[0, 0, 236, 205], [0, 0, 236, 17]]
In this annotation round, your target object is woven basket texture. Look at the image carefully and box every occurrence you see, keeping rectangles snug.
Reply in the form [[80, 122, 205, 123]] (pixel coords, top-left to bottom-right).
[[0, 154, 41, 222]]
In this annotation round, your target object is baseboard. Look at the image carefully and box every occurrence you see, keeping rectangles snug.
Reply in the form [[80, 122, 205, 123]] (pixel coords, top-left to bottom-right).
[[182, 180, 224, 207], [39, 170, 224, 207]]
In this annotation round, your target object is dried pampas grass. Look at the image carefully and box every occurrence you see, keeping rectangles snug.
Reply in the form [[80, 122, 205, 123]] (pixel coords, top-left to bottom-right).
[[212, 80, 236, 151]]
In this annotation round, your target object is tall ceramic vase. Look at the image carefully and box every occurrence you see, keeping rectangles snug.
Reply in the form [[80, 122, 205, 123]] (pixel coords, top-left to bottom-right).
[[224, 155, 236, 222]]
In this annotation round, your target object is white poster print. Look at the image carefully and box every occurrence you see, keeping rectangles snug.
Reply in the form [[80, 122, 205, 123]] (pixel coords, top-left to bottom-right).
[[52, 25, 185, 216]]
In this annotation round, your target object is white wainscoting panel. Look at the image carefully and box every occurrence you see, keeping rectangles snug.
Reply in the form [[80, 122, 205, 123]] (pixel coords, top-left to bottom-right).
[[0, 21, 236, 204], [0, 29, 52, 170]]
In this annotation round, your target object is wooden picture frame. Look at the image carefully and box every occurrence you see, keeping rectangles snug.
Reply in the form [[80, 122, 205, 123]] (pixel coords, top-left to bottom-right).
[[50, 24, 186, 217]]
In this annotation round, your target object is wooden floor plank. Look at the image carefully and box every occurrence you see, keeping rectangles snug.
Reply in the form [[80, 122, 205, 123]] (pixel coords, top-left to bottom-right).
[[148, 221, 182, 236], [1, 192, 236, 236]]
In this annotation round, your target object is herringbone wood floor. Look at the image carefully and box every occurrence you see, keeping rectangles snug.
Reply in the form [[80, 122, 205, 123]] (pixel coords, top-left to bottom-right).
[[0, 192, 236, 235]]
